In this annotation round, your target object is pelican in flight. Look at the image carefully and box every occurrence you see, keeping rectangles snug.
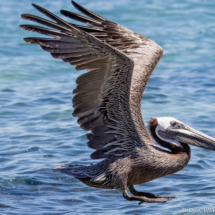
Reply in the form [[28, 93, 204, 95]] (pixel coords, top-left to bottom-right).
[[20, 1, 215, 205]]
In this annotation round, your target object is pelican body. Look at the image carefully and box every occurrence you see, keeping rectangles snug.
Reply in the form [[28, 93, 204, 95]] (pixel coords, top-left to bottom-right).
[[20, 1, 215, 204]]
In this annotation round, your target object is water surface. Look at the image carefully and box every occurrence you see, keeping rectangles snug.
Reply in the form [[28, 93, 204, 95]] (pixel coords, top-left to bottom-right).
[[1, 0, 215, 214]]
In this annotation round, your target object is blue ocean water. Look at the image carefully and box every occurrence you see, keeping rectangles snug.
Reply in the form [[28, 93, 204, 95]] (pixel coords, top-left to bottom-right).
[[1, 0, 215, 214]]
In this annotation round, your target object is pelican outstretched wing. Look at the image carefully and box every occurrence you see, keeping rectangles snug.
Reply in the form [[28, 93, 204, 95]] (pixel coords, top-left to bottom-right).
[[20, 2, 163, 159]]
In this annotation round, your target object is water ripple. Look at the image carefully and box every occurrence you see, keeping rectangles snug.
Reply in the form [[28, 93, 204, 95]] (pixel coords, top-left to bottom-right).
[[1, 0, 215, 214]]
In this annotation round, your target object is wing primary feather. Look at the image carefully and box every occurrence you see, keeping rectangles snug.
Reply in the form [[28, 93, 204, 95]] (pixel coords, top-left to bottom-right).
[[41, 46, 90, 54], [72, 1, 106, 22], [23, 38, 39, 44], [21, 14, 72, 34], [51, 51, 93, 59], [71, 24, 106, 33], [32, 4, 75, 31], [64, 56, 98, 64], [19, 25, 83, 43], [23, 38, 87, 49], [60, 10, 102, 26], [63, 55, 98, 63]]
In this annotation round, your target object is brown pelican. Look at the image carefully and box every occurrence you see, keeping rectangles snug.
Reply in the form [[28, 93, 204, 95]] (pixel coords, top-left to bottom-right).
[[20, 1, 215, 205]]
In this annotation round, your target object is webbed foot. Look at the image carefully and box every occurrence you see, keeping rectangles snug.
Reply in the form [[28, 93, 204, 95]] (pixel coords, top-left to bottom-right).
[[122, 186, 176, 205]]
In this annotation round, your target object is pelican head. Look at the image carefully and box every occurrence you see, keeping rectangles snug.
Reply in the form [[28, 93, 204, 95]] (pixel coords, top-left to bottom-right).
[[148, 117, 215, 152]]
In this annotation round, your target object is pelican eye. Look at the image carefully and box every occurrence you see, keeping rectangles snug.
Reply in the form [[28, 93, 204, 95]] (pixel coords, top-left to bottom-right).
[[171, 121, 183, 129], [171, 121, 177, 126]]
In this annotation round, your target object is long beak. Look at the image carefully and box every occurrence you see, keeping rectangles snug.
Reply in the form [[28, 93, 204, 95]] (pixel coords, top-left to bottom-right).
[[167, 126, 215, 151]]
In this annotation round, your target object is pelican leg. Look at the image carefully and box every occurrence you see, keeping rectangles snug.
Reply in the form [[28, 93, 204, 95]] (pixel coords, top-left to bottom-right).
[[128, 186, 176, 200], [123, 189, 173, 205]]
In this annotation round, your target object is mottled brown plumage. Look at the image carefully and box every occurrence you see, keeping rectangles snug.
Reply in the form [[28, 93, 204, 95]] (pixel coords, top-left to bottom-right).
[[20, 1, 215, 205]]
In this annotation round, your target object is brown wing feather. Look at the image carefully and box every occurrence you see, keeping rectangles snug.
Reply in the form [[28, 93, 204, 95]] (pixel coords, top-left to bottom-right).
[[61, 1, 164, 148], [61, 1, 147, 52], [20, 3, 145, 159]]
